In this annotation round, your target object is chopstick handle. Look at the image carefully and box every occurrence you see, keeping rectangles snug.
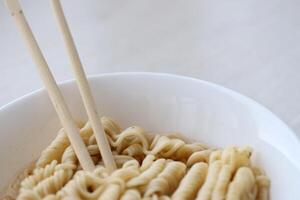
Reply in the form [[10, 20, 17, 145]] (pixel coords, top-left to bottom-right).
[[50, 0, 116, 172], [5, 0, 95, 172]]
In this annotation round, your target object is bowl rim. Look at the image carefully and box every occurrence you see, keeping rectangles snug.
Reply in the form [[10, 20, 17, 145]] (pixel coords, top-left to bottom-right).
[[0, 72, 298, 143]]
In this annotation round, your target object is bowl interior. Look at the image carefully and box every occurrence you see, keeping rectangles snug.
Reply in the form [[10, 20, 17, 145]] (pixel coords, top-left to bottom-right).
[[0, 73, 299, 199]]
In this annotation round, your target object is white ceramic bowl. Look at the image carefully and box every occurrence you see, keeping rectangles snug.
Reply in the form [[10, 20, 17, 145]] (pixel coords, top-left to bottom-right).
[[0, 72, 299, 199]]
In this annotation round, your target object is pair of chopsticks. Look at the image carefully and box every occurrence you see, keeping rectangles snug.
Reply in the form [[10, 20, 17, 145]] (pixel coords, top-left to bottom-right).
[[5, 0, 116, 172]]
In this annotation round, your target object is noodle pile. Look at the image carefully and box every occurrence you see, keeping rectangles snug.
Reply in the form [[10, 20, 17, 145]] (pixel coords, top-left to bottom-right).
[[2, 117, 270, 200]]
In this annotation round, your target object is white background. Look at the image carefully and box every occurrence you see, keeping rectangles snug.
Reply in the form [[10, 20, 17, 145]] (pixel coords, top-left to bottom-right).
[[0, 0, 300, 135]]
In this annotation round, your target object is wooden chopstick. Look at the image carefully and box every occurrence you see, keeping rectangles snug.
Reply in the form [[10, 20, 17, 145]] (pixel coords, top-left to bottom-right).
[[50, 0, 116, 172], [5, 0, 95, 172]]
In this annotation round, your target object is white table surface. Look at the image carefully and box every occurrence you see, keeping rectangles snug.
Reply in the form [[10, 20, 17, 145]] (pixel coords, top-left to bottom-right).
[[0, 0, 300, 135]]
